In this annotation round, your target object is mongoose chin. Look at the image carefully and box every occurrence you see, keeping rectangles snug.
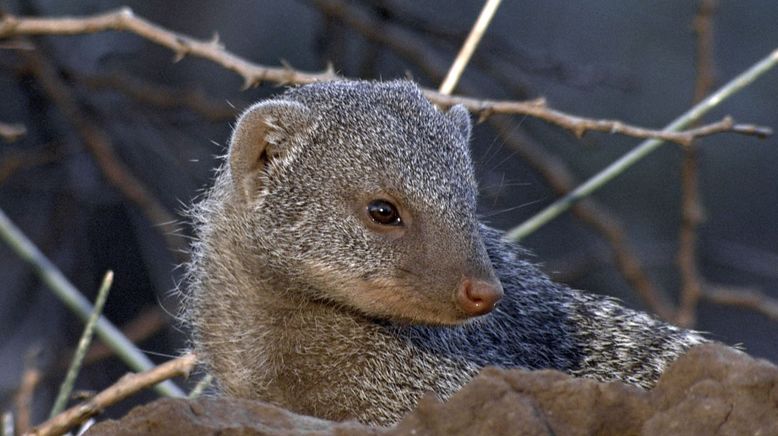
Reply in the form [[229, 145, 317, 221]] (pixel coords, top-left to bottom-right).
[[184, 80, 708, 426]]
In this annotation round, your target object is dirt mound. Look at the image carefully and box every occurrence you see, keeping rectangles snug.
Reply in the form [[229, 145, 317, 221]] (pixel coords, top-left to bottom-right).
[[88, 344, 778, 435]]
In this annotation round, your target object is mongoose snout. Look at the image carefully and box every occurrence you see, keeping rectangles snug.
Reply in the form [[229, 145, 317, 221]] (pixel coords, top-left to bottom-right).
[[455, 277, 503, 316]]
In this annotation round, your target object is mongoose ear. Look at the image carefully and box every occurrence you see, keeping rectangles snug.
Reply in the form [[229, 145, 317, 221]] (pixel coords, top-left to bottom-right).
[[446, 104, 472, 141], [228, 100, 311, 202]]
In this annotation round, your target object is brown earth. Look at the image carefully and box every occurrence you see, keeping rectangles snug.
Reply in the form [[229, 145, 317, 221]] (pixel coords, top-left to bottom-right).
[[88, 344, 778, 435]]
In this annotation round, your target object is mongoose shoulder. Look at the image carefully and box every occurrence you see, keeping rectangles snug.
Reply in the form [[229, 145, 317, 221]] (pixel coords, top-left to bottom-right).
[[184, 80, 706, 426]]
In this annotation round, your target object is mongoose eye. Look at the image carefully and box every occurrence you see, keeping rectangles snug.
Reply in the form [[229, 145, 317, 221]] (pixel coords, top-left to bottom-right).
[[367, 200, 402, 226]]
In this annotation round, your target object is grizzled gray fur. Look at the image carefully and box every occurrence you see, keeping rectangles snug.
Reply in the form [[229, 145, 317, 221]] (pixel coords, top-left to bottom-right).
[[184, 80, 705, 426]]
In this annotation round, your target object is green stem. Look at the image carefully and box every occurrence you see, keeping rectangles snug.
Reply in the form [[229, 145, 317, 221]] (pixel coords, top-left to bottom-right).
[[0, 209, 184, 397], [187, 374, 213, 399], [506, 48, 778, 241], [2, 412, 13, 436], [50, 271, 114, 417]]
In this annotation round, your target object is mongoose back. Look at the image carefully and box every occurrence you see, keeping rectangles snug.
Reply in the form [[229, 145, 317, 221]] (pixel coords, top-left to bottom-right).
[[185, 80, 705, 426]]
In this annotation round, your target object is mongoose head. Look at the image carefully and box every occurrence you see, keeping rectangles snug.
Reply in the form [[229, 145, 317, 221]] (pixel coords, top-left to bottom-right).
[[226, 80, 502, 325]]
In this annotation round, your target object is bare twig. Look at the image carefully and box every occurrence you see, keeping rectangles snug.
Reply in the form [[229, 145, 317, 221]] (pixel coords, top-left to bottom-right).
[[29, 354, 197, 436], [0, 121, 26, 142], [676, 0, 717, 328], [677, 116, 769, 140], [50, 271, 114, 418], [424, 92, 770, 146], [506, 47, 778, 240], [438, 0, 502, 95], [702, 285, 778, 322], [14, 349, 42, 435], [0, 7, 768, 144], [0, 8, 336, 89], [80, 71, 239, 120], [691, 1, 718, 103], [19, 44, 186, 255], [0, 208, 184, 398]]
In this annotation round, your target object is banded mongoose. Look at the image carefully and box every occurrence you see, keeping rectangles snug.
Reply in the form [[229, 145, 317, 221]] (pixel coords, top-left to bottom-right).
[[185, 80, 706, 426]]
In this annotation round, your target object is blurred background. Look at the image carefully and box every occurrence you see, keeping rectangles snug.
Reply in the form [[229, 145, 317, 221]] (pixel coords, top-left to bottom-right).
[[1, 0, 776, 424]]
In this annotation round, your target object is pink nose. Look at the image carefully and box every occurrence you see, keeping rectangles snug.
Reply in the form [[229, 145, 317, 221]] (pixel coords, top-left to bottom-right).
[[456, 278, 504, 316]]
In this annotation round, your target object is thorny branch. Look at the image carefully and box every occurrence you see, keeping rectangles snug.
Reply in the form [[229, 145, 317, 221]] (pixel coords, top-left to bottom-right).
[[669, 1, 778, 328], [676, 0, 717, 328], [29, 353, 197, 436], [424, 93, 770, 146], [0, 8, 337, 89], [0, 7, 770, 145]]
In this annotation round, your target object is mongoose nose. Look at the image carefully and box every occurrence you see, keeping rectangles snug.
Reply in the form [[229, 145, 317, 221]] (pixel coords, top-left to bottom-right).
[[456, 278, 504, 316]]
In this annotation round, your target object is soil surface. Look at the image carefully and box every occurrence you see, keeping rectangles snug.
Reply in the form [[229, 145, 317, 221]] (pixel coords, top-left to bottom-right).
[[88, 344, 778, 435]]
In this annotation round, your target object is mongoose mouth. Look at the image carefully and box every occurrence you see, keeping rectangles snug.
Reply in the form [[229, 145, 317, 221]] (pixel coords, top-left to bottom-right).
[[314, 273, 499, 326], [318, 273, 505, 326]]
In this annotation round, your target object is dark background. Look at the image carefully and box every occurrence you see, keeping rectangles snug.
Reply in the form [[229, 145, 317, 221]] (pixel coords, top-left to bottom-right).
[[1, 0, 776, 423]]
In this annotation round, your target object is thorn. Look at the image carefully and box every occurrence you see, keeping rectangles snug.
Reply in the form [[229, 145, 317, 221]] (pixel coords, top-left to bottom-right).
[[173, 37, 188, 62], [241, 76, 261, 90], [324, 62, 337, 78], [573, 125, 586, 138], [209, 32, 223, 49], [118, 7, 134, 18], [477, 108, 493, 124]]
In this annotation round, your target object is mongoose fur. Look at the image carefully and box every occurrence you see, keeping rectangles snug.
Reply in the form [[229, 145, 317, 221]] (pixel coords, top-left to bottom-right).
[[184, 80, 706, 426]]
